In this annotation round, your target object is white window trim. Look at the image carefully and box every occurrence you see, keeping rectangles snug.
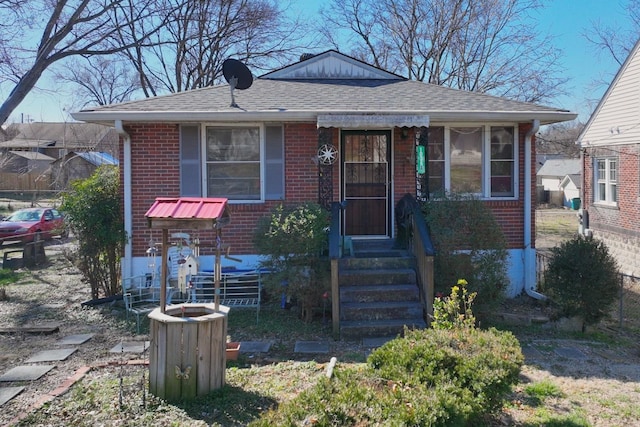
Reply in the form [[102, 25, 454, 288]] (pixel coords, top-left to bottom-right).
[[201, 122, 265, 204], [593, 157, 618, 207], [441, 123, 519, 200]]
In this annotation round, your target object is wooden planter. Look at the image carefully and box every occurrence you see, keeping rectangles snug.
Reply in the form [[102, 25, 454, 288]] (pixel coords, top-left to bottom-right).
[[148, 303, 229, 401]]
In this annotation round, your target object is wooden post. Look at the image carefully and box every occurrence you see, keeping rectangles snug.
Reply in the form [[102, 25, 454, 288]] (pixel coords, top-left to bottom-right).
[[160, 228, 168, 313], [214, 228, 221, 311], [331, 258, 339, 338]]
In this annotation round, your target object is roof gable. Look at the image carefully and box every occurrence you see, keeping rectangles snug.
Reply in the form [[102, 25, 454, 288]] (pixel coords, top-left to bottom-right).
[[260, 50, 403, 80], [579, 39, 640, 147]]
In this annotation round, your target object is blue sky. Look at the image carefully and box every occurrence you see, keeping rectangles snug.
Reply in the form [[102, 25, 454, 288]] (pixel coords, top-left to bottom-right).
[[5, 0, 634, 124]]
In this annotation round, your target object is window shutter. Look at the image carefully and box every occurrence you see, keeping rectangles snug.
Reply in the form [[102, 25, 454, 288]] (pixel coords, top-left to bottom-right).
[[265, 125, 284, 200], [180, 125, 201, 196]]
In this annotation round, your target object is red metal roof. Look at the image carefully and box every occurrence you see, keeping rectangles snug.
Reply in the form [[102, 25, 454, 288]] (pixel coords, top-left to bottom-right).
[[144, 197, 228, 221]]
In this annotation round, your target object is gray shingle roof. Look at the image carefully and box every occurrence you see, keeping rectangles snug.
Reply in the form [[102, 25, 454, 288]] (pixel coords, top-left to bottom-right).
[[72, 50, 576, 125], [537, 158, 581, 177]]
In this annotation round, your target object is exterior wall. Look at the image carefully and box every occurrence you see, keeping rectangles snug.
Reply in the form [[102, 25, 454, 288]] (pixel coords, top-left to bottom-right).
[[562, 183, 579, 207], [583, 144, 640, 275], [540, 176, 561, 191], [123, 121, 536, 294], [123, 122, 339, 262]]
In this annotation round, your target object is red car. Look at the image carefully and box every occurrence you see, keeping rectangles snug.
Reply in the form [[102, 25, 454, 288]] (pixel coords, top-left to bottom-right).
[[0, 208, 68, 245]]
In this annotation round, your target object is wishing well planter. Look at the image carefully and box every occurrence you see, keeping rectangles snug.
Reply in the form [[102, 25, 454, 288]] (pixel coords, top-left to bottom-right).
[[148, 303, 229, 401]]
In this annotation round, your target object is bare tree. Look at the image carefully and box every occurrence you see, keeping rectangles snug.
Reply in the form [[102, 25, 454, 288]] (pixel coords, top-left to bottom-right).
[[55, 56, 140, 108], [111, 0, 314, 97], [586, 0, 639, 67], [537, 121, 584, 158], [0, 0, 175, 130], [320, 0, 567, 103]]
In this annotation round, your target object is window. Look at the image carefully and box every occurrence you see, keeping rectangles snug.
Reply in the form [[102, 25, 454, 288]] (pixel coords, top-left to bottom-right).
[[425, 125, 516, 198], [206, 127, 261, 200], [595, 158, 617, 205], [427, 127, 445, 194], [450, 127, 483, 194], [490, 127, 515, 197], [181, 124, 284, 202]]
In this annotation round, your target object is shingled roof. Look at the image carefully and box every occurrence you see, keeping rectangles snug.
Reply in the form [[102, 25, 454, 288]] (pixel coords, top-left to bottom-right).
[[73, 50, 576, 125]]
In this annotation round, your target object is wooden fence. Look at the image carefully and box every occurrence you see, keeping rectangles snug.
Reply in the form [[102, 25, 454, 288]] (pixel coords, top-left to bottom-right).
[[0, 172, 51, 191]]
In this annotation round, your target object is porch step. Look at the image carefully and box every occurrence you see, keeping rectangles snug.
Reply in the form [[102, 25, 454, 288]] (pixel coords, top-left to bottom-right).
[[340, 319, 427, 340], [339, 256, 414, 270], [340, 284, 420, 303], [338, 240, 427, 340], [341, 301, 424, 321], [338, 268, 416, 286]]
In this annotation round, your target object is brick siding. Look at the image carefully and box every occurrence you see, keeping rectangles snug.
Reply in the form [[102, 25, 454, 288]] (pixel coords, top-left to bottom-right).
[[121, 122, 535, 257]]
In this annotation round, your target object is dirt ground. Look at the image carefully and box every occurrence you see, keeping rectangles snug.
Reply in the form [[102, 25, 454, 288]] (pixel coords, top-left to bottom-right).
[[0, 208, 639, 426]]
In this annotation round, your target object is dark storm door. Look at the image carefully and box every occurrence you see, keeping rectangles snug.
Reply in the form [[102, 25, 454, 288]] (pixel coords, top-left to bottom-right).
[[342, 130, 391, 236]]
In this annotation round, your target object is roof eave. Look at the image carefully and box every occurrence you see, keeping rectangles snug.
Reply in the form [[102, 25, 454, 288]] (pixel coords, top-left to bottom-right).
[[71, 109, 576, 126]]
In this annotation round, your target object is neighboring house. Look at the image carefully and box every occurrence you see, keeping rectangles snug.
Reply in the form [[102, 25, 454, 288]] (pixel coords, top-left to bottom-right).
[[72, 50, 576, 302], [0, 151, 55, 191], [560, 174, 581, 208], [2, 122, 119, 159], [0, 122, 119, 192], [536, 158, 581, 207], [578, 39, 640, 276], [49, 151, 119, 190]]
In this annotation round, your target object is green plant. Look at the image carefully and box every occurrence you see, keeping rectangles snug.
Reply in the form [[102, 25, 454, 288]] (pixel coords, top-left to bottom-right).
[[432, 278, 477, 329], [524, 379, 565, 406], [542, 236, 619, 331], [253, 326, 523, 426], [253, 202, 330, 322], [61, 165, 126, 299], [422, 193, 509, 316]]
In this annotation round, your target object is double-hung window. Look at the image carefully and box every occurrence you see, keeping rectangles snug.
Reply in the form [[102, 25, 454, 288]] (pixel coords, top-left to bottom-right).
[[179, 124, 284, 202], [206, 127, 261, 200], [595, 158, 617, 205], [426, 125, 516, 198]]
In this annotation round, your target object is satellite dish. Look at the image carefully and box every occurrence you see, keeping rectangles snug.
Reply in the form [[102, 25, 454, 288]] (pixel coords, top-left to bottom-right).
[[223, 58, 253, 107]]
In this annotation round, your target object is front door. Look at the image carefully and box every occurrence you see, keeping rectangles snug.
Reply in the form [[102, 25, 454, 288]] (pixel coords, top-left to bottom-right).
[[342, 130, 391, 236]]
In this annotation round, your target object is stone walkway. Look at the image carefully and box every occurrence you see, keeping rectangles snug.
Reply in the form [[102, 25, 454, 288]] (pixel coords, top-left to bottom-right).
[[0, 329, 601, 412], [0, 330, 370, 411]]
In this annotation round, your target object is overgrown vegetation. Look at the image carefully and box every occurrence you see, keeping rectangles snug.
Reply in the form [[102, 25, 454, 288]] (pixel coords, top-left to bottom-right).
[[253, 202, 330, 322], [60, 165, 126, 299], [252, 283, 523, 426], [542, 236, 619, 331], [422, 193, 509, 316]]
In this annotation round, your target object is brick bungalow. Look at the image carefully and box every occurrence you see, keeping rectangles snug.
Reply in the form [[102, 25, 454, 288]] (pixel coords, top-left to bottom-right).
[[72, 50, 576, 302]]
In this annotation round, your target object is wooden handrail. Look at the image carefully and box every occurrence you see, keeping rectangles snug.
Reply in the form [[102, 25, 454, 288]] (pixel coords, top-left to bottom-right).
[[400, 194, 435, 325], [329, 202, 342, 337]]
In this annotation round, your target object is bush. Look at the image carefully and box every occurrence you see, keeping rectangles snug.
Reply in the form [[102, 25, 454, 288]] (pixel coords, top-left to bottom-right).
[[253, 202, 330, 321], [251, 327, 523, 426], [422, 193, 509, 315], [542, 236, 619, 330], [61, 165, 126, 299]]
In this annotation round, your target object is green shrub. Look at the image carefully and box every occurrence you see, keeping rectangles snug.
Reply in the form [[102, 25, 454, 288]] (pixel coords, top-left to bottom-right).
[[251, 327, 523, 426], [61, 165, 126, 299], [542, 236, 619, 330], [422, 193, 509, 315], [253, 202, 330, 321], [368, 327, 523, 416]]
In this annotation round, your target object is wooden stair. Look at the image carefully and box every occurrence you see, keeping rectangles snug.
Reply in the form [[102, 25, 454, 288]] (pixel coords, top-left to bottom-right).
[[338, 239, 427, 340]]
